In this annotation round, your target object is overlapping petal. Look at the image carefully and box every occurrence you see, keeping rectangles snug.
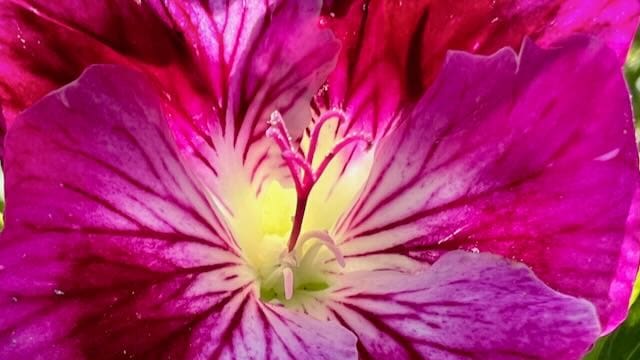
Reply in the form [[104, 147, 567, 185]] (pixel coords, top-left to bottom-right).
[[335, 37, 640, 332], [0, 65, 357, 359], [326, 251, 600, 359], [167, 0, 339, 191], [320, 0, 640, 138], [0, 1, 339, 182], [0, 0, 198, 122]]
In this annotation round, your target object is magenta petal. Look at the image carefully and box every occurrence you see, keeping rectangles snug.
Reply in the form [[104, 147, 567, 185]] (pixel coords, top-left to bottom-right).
[[187, 292, 357, 359], [336, 37, 639, 331], [0, 65, 242, 357], [0, 1, 339, 185], [0, 106, 5, 160], [321, 0, 639, 122], [0, 0, 206, 123], [156, 1, 339, 196], [328, 251, 600, 359], [0, 64, 358, 359]]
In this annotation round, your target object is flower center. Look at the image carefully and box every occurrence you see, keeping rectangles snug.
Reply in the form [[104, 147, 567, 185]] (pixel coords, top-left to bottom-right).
[[255, 110, 372, 303]]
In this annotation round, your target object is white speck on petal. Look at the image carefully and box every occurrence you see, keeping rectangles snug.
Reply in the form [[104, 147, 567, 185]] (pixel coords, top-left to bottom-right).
[[53, 289, 65, 296], [594, 148, 620, 162], [59, 91, 71, 109]]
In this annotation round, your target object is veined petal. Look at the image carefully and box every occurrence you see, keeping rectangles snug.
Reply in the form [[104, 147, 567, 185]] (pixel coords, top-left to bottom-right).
[[336, 37, 640, 331], [226, 301, 356, 360], [327, 251, 600, 359], [0, 0, 217, 169], [0, 64, 357, 359], [184, 290, 357, 360], [159, 1, 340, 237], [320, 0, 639, 133], [311, 0, 640, 220], [0, 64, 226, 357], [0, 1, 339, 186], [0, 0, 207, 122]]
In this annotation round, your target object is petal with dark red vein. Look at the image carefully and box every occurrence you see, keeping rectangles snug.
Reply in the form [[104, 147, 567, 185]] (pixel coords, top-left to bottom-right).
[[0, 64, 315, 359], [327, 251, 600, 360], [0, 0, 210, 124], [0, 1, 339, 191], [335, 38, 640, 332], [159, 0, 339, 223], [0, 64, 358, 359], [319, 0, 639, 129], [190, 297, 357, 359]]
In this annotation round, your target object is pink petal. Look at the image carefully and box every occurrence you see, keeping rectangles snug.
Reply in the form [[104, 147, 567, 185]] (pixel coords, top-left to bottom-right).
[[0, 0, 200, 122], [0, 65, 215, 357], [0, 63, 357, 359], [336, 37, 639, 332], [318, 0, 639, 141], [327, 251, 600, 359], [187, 292, 357, 359], [0, 1, 339, 182], [167, 0, 339, 190]]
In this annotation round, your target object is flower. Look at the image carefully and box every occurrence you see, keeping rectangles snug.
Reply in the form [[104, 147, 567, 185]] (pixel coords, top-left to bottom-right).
[[0, 0, 639, 359]]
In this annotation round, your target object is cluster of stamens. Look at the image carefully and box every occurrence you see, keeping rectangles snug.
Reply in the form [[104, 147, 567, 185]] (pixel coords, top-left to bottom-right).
[[264, 110, 371, 299]]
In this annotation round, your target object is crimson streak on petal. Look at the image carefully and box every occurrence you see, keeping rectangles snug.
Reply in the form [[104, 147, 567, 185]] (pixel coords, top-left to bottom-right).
[[327, 251, 600, 360], [322, 0, 640, 101], [336, 37, 640, 332], [0, 65, 357, 359]]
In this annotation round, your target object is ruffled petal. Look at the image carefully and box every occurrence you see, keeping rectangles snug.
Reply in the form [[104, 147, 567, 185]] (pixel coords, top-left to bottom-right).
[[185, 291, 357, 359], [0, 62, 357, 360], [327, 251, 600, 359], [0, 0, 203, 122], [336, 37, 639, 331], [172, 0, 338, 178], [0, 64, 195, 356], [320, 0, 639, 135], [0, 1, 339, 186]]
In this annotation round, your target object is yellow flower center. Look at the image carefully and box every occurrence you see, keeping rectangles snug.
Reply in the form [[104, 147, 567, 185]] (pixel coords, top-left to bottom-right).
[[226, 110, 374, 305]]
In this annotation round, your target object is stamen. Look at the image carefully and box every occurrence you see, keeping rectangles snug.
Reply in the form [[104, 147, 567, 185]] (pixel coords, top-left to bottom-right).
[[298, 230, 346, 267], [266, 127, 292, 153], [266, 110, 372, 253], [282, 267, 294, 300], [268, 112, 293, 147], [267, 117, 305, 193]]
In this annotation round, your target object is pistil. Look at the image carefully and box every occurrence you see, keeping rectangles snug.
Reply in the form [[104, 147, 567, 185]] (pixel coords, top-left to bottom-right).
[[262, 110, 372, 301], [266, 111, 372, 251]]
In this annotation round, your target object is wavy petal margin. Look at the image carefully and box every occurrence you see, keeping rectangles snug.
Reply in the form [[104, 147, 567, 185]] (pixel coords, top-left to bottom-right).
[[0, 65, 357, 359], [321, 0, 640, 110], [327, 251, 600, 359], [336, 37, 640, 332]]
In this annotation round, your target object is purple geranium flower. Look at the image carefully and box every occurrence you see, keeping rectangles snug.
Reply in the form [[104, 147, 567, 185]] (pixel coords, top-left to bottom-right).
[[1, 0, 639, 359]]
